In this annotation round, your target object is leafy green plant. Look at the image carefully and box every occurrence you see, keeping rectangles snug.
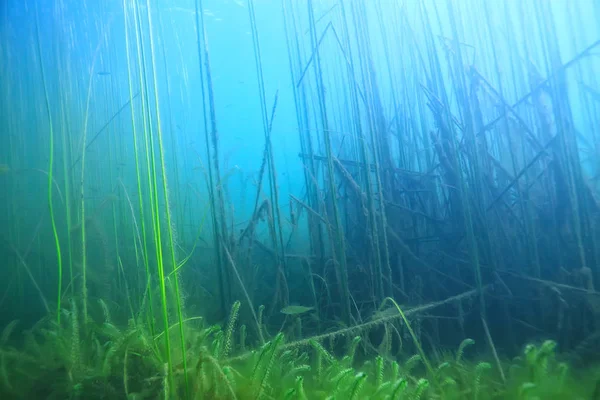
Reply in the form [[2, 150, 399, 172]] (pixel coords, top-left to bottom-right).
[[2, 296, 600, 400]]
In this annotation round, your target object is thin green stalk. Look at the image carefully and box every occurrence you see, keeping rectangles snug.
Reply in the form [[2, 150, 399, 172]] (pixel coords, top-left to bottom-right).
[[131, 0, 173, 388], [75, 22, 108, 323], [123, 0, 155, 335], [34, 3, 63, 325], [145, 0, 189, 394], [54, 14, 75, 293]]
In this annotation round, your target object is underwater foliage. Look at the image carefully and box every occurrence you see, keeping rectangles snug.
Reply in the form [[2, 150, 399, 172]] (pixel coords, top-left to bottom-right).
[[1, 0, 600, 399], [0, 299, 598, 399]]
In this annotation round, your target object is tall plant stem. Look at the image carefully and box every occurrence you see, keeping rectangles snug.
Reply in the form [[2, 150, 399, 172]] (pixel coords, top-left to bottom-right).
[[307, 0, 351, 324], [34, 4, 63, 325], [195, 0, 231, 316], [123, 0, 155, 335]]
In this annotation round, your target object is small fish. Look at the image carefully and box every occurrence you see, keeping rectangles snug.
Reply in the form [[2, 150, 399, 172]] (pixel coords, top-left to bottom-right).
[[0, 164, 9, 174], [280, 305, 314, 315], [97, 71, 111, 76]]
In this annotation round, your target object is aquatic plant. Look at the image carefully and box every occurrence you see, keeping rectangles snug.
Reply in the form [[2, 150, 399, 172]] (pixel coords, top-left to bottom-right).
[[2, 0, 600, 399], [1, 297, 597, 399]]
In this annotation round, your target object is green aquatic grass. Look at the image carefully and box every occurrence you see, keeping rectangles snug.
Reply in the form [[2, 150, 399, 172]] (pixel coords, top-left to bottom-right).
[[122, 0, 155, 336], [144, 0, 189, 394], [0, 299, 597, 400], [34, 2, 63, 327]]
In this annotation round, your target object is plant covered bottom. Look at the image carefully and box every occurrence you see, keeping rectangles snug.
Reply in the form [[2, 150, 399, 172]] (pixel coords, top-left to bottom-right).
[[0, 302, 598, 400]]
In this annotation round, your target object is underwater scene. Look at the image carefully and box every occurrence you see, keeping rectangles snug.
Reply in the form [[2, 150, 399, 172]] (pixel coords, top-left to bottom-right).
[[1, 0, 600, 398]]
